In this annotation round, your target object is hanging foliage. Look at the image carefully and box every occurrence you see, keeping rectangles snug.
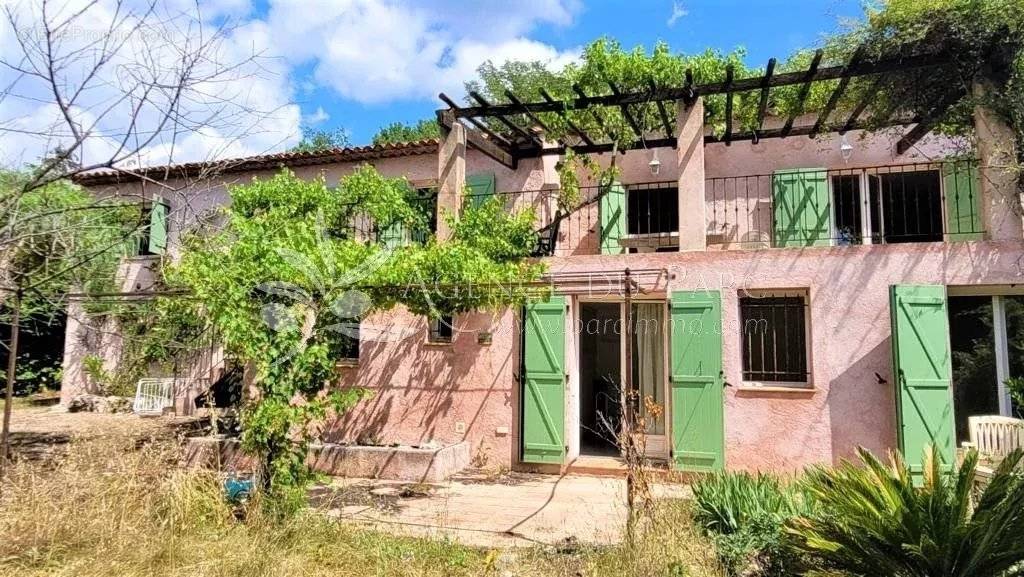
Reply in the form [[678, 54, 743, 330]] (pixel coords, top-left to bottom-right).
[[165, 166, 545, 494]]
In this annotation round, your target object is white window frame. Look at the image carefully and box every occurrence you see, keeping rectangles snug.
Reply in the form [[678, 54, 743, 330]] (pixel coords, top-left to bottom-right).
[[827, 165, 949, 247], [947, 286, 1024, 418], [738, 288, 813, 390]]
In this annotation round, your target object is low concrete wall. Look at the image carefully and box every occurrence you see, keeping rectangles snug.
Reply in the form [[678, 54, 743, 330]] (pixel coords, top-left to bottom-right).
[[185, 437, 471, 483]]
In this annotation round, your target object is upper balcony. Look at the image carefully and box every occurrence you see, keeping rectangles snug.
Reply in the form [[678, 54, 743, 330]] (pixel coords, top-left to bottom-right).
[[488, 158, 985, 257]]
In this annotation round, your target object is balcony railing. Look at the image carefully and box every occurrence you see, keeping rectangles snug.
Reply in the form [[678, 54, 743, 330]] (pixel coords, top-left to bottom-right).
[[485, 181, 682, 257], [705, 160, 983, 249]]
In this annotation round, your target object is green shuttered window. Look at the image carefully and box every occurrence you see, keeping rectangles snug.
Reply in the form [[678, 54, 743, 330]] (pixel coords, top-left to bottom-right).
[[890, 285, 955, 476], [942, 162, 983, 241], [772, 168, 831, 247], [599, 181, 626, 254], [669, 290, 725, 472], [466, 172, 496, 209]]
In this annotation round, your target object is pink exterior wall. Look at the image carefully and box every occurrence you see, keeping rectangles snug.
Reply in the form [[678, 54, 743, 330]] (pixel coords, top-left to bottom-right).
[[328, 307, 519, 469], [62, 124, 1024, 473], [543, 239, 1024, 471]]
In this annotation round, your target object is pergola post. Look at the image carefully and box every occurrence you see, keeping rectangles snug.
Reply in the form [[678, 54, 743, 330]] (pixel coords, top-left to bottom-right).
[[677, 97, 707, 252], [973, 80, 1023, 241], [437, 115, 466, 241]]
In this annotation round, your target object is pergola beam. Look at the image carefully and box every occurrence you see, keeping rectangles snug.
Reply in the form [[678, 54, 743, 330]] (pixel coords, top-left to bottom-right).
[[573, 83, 611, 141], [810, 45, 865, 138], [539, 88, 595, 146], [895, 88, 966, 154], [528, 115, 920, 155], [607, 80, 645, 138], [437, 110, 517, 169], [438, 93, 514, 148], [723, 65, 735, 145], [781, 49, 824, 137], [755, 58, 776, 137], [467, 91, 541, 148], [504, 90, 553, 135], [648, 79, 674, 139], [707, 115, 921, 144], [840, 75, 883, 133], [449, 51, 949, 118]]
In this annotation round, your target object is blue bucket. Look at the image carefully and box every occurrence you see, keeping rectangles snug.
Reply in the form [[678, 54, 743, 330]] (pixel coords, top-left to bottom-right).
[[223, 476, 254, 503]]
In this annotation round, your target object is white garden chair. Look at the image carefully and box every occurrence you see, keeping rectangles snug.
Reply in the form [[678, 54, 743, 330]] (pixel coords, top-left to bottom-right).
[[133, 378, 176, 416], [964, 415, 1024, 457]]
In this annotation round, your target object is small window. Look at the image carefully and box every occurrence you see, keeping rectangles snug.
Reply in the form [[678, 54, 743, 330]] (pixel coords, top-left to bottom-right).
[[411, 187, 437, 244], [740, 291, 809, 384], [335, 321, 360, 363], [134, 199, 168, 256], [427, 315, 454, 344], [627, 184, 678, 236], [869, 170, 943, 244], [830, 175, 863, 245]]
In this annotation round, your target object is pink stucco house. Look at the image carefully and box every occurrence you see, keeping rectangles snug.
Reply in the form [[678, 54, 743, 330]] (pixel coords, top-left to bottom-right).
[[63, 57, 1024, 477]]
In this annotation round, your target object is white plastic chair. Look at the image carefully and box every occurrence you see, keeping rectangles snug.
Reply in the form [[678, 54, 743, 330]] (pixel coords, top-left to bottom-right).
[[965, 415, 1024, 457], [133, 378, 176, 416]]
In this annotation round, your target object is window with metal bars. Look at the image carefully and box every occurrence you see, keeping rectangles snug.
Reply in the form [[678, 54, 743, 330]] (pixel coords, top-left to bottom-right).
[[740, 293, 809, 383], [627, 184, 678, 235]]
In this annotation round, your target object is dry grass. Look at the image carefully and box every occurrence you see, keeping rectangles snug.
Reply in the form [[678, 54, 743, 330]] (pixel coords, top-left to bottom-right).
[[0, 436, 723, 577]]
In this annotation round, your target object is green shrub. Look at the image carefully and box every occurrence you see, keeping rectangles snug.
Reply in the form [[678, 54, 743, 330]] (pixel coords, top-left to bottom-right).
[[692, 471, 813, 576], [788, 446, 1024, 577]]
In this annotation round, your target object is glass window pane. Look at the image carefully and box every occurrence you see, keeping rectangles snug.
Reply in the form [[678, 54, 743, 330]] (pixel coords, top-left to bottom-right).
[[949, 296, 1000, 442], [1004, 295, 1024, 417]]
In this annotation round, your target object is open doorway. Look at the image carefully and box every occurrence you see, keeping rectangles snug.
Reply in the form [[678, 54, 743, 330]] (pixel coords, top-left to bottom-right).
[[578, 302, 621, 456], [949, 293, 1024, 444]]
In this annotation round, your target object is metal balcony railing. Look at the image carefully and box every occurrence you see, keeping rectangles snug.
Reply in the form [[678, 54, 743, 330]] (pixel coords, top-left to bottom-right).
[[705, 159, 983, 249]]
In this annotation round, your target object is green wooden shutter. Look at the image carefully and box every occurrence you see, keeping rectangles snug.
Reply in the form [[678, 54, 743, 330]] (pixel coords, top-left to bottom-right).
[[378, 221, 408, 249], [669, 290, 725, 472], [943, 162, 983, 241], [600, 181, 626, 254], [466, 172, 496, 209], [772, 168, 830, 247], [890, 285, 955, 477], [521, 297, 566, 464], [148, 199, 168, 255]]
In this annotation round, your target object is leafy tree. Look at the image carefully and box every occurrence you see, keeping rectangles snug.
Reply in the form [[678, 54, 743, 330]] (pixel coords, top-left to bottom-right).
[[166, 166, 544, 495], [788, 446, 1024, 577], [289, 126, 352, 153], [371, 119, 441, 145], [0, 170, 138, 474]]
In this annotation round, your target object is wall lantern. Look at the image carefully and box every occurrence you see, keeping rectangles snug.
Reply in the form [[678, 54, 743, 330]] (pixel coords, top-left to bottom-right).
[[839, 133, 854, 163], [649, 148, 661, 175]]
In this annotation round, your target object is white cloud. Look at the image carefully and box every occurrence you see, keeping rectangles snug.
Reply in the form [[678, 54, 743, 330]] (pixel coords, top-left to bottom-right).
[[0, 0, 300, 169], [667, 1, 688, 27], [1, 0, 580, 167], [264, 0, 582, 104], [304, 107, 331, 126]]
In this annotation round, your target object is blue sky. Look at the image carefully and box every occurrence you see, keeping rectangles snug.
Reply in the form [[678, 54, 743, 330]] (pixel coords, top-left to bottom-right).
[[289, 0, 865, 145], [0, 0, 871, 168]]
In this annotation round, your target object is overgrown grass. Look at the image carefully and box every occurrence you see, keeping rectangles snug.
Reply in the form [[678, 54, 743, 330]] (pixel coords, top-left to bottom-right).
[[692, 471, 814, 576], [0, 437, 724, 577]]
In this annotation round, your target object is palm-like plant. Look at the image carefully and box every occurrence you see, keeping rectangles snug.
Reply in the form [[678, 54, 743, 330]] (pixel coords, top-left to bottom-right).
[[787, 447, 1024, 577]]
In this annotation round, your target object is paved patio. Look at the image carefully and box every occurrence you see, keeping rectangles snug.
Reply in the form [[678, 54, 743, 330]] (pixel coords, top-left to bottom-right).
[[316, 471, 691, 547]]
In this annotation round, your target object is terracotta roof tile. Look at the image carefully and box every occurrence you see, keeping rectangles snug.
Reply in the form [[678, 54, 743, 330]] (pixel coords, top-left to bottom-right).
[[73, 139, 439, 186]]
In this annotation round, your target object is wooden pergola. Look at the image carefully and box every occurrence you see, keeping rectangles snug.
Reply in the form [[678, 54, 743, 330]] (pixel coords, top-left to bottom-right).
[[436, 47, 975, 169]]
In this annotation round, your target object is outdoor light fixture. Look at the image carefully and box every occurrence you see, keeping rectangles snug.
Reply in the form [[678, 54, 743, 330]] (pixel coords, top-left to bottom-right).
[[840, 134, 854, 163], [649, 148, 661, 175]]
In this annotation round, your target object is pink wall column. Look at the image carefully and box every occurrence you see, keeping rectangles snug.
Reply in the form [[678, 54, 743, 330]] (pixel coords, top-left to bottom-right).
[[437, 119, 466, 241], [677, 98, 706, 251], [974, 81, 1023, 241]]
